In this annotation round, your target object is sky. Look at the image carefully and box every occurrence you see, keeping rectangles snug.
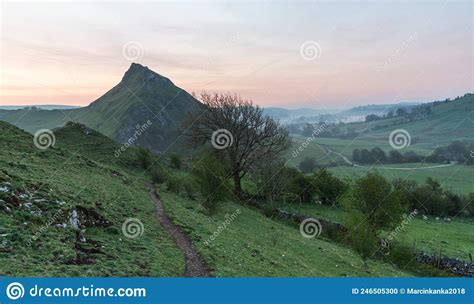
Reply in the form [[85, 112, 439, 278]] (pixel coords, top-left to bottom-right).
[[0, 0, 472, 108]]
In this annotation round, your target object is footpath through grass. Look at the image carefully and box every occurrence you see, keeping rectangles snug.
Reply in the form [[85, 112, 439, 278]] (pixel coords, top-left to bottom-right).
[[159, 188, 412, 277], [0, 121, 184, 276]]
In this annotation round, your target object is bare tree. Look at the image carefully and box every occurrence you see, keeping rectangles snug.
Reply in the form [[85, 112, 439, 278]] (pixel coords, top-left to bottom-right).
[[184, 92, 290, 196]]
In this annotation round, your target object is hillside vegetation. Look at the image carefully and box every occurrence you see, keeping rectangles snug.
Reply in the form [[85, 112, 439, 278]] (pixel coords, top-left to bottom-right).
[[0, 121, 414, 277], [0, 121, 184, 276], [0, 63, 199, 153]]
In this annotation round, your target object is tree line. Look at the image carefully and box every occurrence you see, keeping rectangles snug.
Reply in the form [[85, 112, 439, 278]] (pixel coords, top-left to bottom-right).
[[352, 141, 474, 165]]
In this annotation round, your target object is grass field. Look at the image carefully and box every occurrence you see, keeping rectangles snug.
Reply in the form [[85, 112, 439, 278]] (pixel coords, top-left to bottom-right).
[[328, 164, 474, 195], [283, 204, 474, 261], [0, 121, 184, 276], [159, 189, 412, 277]]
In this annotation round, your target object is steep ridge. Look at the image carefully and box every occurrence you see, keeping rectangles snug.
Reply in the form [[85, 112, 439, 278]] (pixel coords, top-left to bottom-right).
[[0, 63, 200, 153]]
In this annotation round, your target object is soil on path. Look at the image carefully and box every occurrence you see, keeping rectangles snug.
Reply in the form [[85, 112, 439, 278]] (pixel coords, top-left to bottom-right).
[[148, 185, 212, 277]]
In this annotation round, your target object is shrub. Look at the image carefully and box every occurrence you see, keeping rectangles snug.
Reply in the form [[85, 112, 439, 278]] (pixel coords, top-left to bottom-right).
[[286, 173, 314, 204], [136, 148, 152, 169], [150, 165, 169, 184], [165, 174, 181, 193], [342, 172, 407, 263], [298, 157, 316, 173], [192, 155, 229, 214], [312, 168, 347, 205], [182, 178, 197, 200], [169, 153, 182, 169]]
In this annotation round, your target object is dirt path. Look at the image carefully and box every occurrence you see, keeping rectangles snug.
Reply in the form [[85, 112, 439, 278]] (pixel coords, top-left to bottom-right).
[[148, 185, 212, 277]]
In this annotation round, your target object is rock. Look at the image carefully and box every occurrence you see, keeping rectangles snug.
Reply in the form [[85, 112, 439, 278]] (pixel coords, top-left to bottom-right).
[[69, 209, 80, 230]]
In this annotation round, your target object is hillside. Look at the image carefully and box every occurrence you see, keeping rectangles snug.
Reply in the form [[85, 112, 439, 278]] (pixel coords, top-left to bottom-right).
[[336, 102, 420, 119], [0, 120, 418, 277], [0, 121, 184, 276], [347, 94, 473, 149], [292, 93, 474, 159], [158, 189, 412, 277], [0, 63, 200, 153]]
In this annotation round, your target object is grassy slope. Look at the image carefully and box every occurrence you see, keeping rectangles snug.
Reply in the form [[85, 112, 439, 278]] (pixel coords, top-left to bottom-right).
[[288, 94, 474, 167], [0, 121, 184, 276], [0, 63, 199, 152], [335, 94, 473, 148], [328, 164, 474, 195], [286, 204, 474, 261], [159, 189, 412, 277]]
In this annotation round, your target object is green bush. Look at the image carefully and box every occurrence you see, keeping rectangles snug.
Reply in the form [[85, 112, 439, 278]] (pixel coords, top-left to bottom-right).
[[182, 178, 197, 200], [165, 174, 181, 193], [192, 155, 229, 214], [136, 148, 152, 169], [150, 165, 169, 184], [169, 153, 182, 169], [312, 168, 348, 205]]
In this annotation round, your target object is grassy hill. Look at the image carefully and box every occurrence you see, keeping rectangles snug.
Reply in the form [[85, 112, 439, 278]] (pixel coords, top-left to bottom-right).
[[158, 188, 411, 277], [284, 204, 474, 261], [0, 120, 417, 277], [319, 93, 474, 154], [328, 164, 474, 195], [0, 121, 184, 276], [0, 63, 200, 153]]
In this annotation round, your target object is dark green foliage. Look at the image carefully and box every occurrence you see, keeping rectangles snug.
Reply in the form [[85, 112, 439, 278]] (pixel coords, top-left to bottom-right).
[[342, 172, 407, 262], [192, 155, 229, 214], [343, 172, 407, 231], [365, 114, 380, 122], [286, 173, 315, 204], [312, 168, 347, 205], [182, 178, 197, 200], [298, 157, 316, 173], [345, 212, 379, 265], [353, 147, 421, 164], [393, 177, 474, 217], [169, 153, 182, 169], [136, 148, 153, 169], [165, 174, 181, 193], [150, 165, 169, 184], [426, 141, 474, 165], [253, 159, 290, 203]]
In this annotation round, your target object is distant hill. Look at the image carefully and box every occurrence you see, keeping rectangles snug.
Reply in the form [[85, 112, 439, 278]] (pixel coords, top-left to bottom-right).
[[336, 102, 420, 122], [0, 63, 200, 153], [263, 107, 339, 124], [314, 93, 474, 153], [264, 103, 420, 125], [0, 105, 81, 110]]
